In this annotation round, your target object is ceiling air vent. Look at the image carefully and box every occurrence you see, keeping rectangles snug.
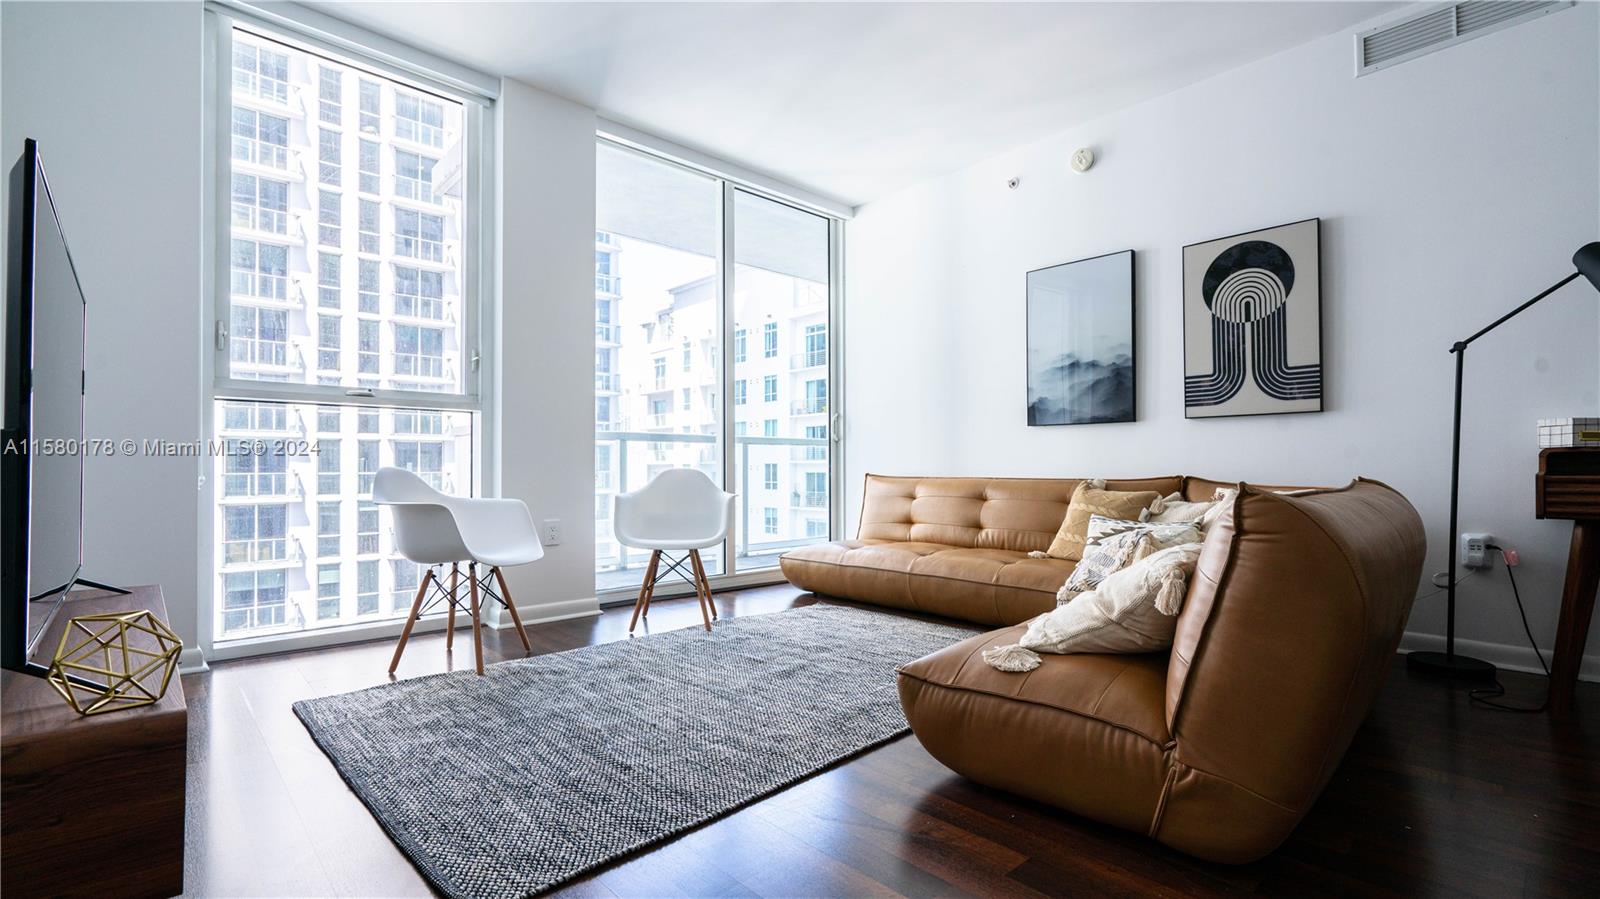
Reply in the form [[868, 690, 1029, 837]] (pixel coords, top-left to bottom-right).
[[1355, 1, 1573, 76]]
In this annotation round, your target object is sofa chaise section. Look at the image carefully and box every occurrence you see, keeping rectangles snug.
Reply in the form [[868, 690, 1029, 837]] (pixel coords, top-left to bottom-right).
[[782, 474, 1426, 864]]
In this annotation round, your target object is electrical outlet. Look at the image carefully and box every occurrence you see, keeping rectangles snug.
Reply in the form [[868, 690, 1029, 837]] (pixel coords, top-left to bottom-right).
[[1460, 532, 1493, 569], [541, 519, 562, 546]]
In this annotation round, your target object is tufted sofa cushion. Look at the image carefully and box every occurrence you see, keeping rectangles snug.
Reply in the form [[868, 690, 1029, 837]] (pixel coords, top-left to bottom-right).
[[856, 475, 1184, 553]]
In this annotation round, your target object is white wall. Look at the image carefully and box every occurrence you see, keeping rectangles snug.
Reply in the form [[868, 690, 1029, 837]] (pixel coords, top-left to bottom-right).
[[846, 4, 1600, 676], [493, 79, 601, 624], [0, 4, 604, 662], [1, 2, 207, 661]]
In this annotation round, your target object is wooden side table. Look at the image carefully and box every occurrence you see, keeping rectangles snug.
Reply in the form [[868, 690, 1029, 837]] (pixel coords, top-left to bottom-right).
[[1537, 448, 1600, 713], [0, 585, 187, 898]]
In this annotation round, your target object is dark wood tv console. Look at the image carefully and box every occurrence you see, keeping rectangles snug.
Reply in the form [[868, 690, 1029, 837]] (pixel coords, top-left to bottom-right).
[[1, 584, 186, 898]]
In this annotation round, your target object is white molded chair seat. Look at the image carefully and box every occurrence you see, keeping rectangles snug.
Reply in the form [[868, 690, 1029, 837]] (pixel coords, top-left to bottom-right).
[[372, 467, 543, 674], [612, 468, 735, 632]]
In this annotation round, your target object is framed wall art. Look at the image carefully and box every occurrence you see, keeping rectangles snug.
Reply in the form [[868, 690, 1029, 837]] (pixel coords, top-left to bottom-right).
[[1026, 250, 1136, 426], [1183, 218, 1322, 418]]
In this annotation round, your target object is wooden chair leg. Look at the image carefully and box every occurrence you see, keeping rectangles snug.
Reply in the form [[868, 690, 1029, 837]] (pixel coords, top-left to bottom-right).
[[628, 550, 660, 633], [493, 566, 532, 652], [691, 549, 717, 621], [446, 562, 459, 650], [690, 550, 712, 632], [388, 568, 435, 674], [468, 562, 485, 676], [641, 560, 659, 619]]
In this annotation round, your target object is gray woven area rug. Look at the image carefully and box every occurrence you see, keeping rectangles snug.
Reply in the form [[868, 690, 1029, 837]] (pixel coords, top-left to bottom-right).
[[292, 604, 979, 899]]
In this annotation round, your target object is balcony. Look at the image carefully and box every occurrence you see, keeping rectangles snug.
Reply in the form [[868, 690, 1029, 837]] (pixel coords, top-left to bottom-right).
[[231, 204, 292, 237], [233, 138, 290, 172], [595, 372, 621, 392], [230, 339, 301, 372], [220, 472, 301, 501], [790, 349, 827, 370], [230, 272, 296, 307], [595, 323, 621, 345], [594, 430, 830, 591], [792, 490, 828, 509], [792, 398, 827, 415], [394, 177, 443, 207], [232, 69, 294, 109], [221, 537, 301, 568], [396, 238, 446, 265], [595, 274, 621, 295]]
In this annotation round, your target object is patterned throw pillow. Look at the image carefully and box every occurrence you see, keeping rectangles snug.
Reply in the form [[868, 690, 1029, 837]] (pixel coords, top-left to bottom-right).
[[1057, 516, 1203, 602], [1045, 480, 1160, 561]]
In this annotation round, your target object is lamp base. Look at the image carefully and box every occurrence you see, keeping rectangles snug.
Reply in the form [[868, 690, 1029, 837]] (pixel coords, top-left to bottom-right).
[[1406, 650, 1497, 681]]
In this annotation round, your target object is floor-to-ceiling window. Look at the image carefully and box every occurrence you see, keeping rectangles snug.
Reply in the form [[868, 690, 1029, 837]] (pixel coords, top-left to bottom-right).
[[594, 141, 840, 593], [208, 13, 489, 652], [730, 189, 832, 571]]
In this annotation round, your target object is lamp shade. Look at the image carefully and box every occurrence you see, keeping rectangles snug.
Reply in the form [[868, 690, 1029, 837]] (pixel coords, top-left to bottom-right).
[[1576, 241, 1600, 292]]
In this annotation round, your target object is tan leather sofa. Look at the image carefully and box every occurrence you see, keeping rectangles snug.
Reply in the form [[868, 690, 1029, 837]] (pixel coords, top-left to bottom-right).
[[779, 474, 1425, 863]]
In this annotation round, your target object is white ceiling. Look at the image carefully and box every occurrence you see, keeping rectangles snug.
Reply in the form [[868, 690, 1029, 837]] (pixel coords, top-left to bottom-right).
[[308, 1, 1398, 207]]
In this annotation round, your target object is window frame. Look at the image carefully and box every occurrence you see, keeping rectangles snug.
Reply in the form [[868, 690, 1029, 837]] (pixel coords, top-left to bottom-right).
[[208, 8, 491, 416], [591, 135, 848, 603], [202, 5, 497, 663]]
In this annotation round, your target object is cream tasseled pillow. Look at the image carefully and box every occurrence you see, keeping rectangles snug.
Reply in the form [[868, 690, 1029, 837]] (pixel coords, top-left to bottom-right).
[[1146, 487, 1239, 532], [1146, 492, 1215, 526], [981, 543, 1204, 671], [1046, 479, 1161, 561], [1057, 516, 1202, 599]]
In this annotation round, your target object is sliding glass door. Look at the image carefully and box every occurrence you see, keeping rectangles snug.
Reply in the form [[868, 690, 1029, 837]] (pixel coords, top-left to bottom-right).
[[593, 145, 723, 591], [594, 142, 839, 594], [730, 190, 831, 571]]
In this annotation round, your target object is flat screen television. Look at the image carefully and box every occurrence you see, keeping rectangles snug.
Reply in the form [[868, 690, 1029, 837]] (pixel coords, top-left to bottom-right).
[[2, 138, 95, 678]]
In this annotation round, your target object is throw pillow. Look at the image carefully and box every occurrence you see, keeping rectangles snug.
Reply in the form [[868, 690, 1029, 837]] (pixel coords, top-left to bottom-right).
[[1058, 516, 1202, 599], [1145, 492, 1215, 527], [1147, 486, 1243, 530], [982, 543, 1204, 669], [1045, 479, 1160, 561]]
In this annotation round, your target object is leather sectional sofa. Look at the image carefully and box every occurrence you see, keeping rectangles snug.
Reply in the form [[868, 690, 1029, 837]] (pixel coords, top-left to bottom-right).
[[779, 474, 1425, 863]]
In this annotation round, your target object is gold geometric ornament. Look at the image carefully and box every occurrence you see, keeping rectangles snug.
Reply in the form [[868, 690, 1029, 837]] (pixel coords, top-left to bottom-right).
[[45, 609, 183, 716]]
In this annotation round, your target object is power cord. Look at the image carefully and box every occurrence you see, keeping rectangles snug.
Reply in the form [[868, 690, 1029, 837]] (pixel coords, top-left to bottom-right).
[[1467, 545, 1549, 713], [1415, 567, 1476, 603]]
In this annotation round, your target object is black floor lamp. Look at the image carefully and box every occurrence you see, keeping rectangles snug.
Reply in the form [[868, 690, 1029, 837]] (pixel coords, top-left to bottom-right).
[[1407, 242, 1600, 679]]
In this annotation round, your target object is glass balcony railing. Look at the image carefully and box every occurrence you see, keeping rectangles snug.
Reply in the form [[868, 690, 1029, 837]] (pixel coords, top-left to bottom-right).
[[594, 431, 829, 592], [790, 349, 827, 369], [221, 537, 296, 567], [792, 398, 827, 415]]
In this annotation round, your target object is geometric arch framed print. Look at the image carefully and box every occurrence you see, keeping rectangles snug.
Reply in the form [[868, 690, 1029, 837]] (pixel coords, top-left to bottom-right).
[[1183, 218, 1322, 418]]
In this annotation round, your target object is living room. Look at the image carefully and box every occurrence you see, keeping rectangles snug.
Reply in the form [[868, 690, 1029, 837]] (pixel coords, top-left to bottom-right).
[[1, 1, 1596, 897]]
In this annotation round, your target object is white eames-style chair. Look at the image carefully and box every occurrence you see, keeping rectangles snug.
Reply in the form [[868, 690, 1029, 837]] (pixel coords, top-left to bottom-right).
[[612, 468, 736, 633], [373, 467, 543, 675]]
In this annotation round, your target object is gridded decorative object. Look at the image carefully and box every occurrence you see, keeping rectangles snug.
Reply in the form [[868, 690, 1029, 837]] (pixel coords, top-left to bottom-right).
[[1539, 418, 1600, 448], [46, 609, 183, 716]]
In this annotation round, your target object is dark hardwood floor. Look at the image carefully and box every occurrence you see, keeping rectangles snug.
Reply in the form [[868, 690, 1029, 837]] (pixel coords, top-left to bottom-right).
[[181, 585, 1600, 898]]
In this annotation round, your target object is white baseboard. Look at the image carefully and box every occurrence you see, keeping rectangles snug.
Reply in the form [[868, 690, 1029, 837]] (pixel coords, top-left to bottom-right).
[[1398, 631, 1598, 682], [486, 597, 601, 629], [178, 646, 210, 674]]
